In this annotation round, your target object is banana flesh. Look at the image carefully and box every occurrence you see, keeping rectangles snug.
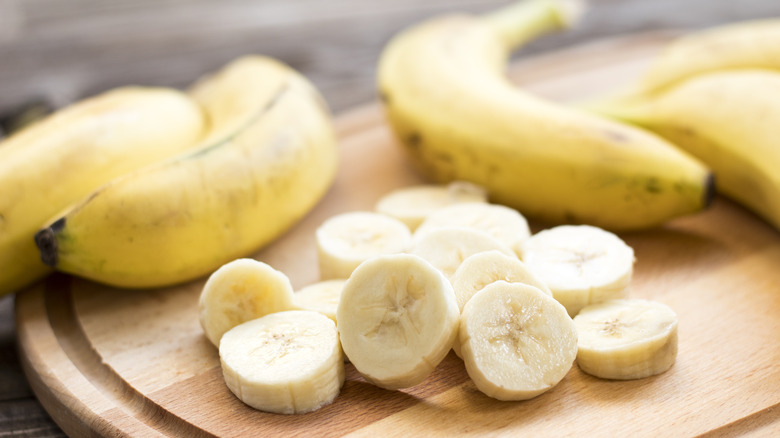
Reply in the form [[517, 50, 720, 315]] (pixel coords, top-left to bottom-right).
[[449, 249, 552, 357], [315, 211, 412, 280], [34, 56, 339, 289], [336, 253, 459, 390], [0, 87, 205, 295], [459, 281, 578, 401], [520, 225, 635, 317], [408, 227, 515, 280], [219, 310, 345, 414], [292, 279, 347, 323], [198, 258, 295, 347], [374, 181, 488, 230], [451, 249, 552, 313], [414, 202, 531, 257], [378, 0, 713, 231], [573, 299, 678, 380]]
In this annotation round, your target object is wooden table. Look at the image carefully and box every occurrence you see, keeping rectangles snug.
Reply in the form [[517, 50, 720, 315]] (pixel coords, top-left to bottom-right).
[[2, 1, 780, 436]]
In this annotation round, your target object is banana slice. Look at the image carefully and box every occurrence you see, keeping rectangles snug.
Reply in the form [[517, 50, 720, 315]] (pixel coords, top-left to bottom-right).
[[292, 279, 347, 323], [316, 211, 412, 280], [199, 258, 294, 347], [459, 281, 577, 401], [415, 202, 531, 256], [451, 250, 552, 312], [375, 181, 488, 230], [336, 253, 459, 390], [450, 250, 552, 357], [520, 225, 635, 317], [408, 226, 515, 279], [219, 310, 345, 414], [573, 298, 678, 380]]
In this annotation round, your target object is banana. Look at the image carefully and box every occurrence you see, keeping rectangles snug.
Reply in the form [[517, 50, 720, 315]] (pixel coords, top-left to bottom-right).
[[408, 226, 515, 280], [572, 298, 678, 380], [219, 310, 345, 414], [589, 70, 780, 232], [374, 181, 488, 230], [292, 279, 347, 323], [459, 281, 577, 401], [0, 86, 205, 295], [315, 211, 412, 280], [414, 202, 531, 256], [519, 225, 634, 317], [34, 56, 339, 288], [451, 249, 551, 313], [449, 249, 551, 357], [336, 253, 459, 390], [198, 258, 295, 347], [377, 0, 713, 231], [607, 19, 780, 97]]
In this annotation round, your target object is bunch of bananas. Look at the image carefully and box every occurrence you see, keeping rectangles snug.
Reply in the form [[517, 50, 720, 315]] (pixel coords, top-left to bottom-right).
[[0, 56, 338, 294], [378, 0, 780, 233], [585, 19, 780, 232], [6, 0, 779, 295]]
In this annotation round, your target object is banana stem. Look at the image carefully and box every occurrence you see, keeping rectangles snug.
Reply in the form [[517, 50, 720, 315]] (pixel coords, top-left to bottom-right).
[[482, 0, 585, 50]]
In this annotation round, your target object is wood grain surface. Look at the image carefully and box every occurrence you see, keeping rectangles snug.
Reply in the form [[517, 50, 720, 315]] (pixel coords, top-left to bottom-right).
[[12, 32, 780, 437], [3, 1, 780, 436]]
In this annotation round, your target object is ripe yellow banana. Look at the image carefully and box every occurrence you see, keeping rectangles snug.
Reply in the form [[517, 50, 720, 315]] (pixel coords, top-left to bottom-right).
[[34, 56, 339, 289], [0, 87, 205, 295], [613, 19, 780, 96], [377, 0, 713, 231], [588, 69, 780, 232], [584, 18, 780, 232]]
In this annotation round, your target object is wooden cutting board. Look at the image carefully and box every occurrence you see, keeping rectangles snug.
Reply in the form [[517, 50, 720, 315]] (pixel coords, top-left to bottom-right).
[[15, 31, 780, 437]]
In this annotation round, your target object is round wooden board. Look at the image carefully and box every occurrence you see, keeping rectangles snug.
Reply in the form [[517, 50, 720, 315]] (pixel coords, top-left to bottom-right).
[[15, 32, 780, 437]]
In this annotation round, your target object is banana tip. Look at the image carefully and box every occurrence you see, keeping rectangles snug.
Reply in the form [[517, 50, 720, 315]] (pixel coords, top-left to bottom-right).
[[704, 173, 716, 208], [34, 217, 65, 267]]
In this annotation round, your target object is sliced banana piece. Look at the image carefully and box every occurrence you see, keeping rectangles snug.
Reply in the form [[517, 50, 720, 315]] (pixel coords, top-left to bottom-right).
[[336, 253, 459, 390], [408, 226, 516, 279], [520, 225, 635, 317], [316, 211, 412, 280], [459, 281, 577, 401], [451, 250, 552, 312], [219, 310, 345, 414], [292, 279, 347, 322], [415, 202, 531, 256], [449, 249, 552, 357], [199, 258, 294, 347], [375, 181, 488, 230], [573, 298, 678, 380]]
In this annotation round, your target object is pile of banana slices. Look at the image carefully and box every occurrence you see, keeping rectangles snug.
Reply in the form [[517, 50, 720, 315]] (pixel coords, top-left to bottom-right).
[[198, 181, 678, 414]]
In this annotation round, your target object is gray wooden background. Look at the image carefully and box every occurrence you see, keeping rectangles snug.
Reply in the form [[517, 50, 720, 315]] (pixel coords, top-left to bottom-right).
[[1, 0, 779, 436]]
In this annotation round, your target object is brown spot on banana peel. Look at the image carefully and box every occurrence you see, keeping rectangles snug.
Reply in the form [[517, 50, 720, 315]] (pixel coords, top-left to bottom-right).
[[34, 217, 66, 267], [632, 124, 716, 209], [645, 177, 661, 194], [401, 131, 457, 173], [403, 131, 423, 152]]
